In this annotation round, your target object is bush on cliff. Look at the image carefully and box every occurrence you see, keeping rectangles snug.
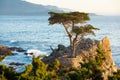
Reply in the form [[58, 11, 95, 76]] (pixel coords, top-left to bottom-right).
[[58, 45, 105, 80], [108, 69, 120, 80], [0, 65, 18, 80], [0, 45, 119, 80], [0, 56, 60, 80]]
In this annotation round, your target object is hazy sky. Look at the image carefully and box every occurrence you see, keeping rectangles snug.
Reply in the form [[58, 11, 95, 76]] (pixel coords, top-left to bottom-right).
[[25, 0, 120, 15]]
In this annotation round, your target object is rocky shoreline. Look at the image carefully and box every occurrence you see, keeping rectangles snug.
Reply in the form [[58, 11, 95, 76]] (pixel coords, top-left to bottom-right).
[[0, 37, 119, 80], [0, 45, 26, 55], [0, 45, 26, 68]]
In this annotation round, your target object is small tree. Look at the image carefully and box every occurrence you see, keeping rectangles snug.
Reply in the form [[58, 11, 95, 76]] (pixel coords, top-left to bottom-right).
[[48, 11, 99, 57], [72, 24, 99, 57]]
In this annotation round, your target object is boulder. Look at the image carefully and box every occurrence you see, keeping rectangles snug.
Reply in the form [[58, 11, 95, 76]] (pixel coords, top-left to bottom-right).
[[0, 45, 11, 55], [0, 45, 26, 55], [8, 47, 26, 52], [9, 62, 24, 66]]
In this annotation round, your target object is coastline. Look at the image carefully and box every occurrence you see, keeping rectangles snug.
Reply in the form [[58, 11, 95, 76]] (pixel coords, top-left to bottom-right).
[[0, 37, 119, 80]]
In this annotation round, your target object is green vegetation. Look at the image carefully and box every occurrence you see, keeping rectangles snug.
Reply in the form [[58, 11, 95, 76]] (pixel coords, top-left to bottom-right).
[[58, 45, 105, 80], [17, 56, 58, 80], [0, 11, 118, 80], [0, 56, 60, 80], [0, 56, 5, 62], [0, 46, 119, 80], [0, 65, 18, 80], [108, 69, 120, 80], [48, 11, 99, 57]]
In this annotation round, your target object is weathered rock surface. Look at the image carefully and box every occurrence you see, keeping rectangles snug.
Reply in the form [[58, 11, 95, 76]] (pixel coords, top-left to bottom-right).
[[0, 45, 26, 56], [43, 37, 117, 80], [8, 47, 26, 52], [9, 62, 24, 66], [0, 45, 11, 55], [99, 37, 117, 79], [0, 45, 26, 61], [43, 38, 99, 67]]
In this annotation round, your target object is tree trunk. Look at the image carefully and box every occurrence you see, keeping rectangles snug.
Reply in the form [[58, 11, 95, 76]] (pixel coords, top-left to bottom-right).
[[62, 23, 73, 47], [72, 21, 75, 30], [72, 35, 78, 58], [62, 23, 73, 57]]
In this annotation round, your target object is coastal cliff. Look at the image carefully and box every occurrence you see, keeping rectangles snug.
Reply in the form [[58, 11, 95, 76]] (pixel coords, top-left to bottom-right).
[[43, 37, 117, 79]]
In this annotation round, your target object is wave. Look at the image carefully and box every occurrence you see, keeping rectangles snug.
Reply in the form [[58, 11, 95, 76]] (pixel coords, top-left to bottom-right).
[[25, 49, 48, 57], [10, 40, 19, 43], [9, 40, 42, 44]]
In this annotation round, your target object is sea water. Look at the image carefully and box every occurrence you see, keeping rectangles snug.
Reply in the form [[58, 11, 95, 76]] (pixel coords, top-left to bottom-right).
[[0, 15, 120, 72]]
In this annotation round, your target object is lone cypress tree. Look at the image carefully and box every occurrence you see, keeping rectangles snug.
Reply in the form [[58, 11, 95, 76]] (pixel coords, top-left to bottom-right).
[[48, 11, 99, 57]]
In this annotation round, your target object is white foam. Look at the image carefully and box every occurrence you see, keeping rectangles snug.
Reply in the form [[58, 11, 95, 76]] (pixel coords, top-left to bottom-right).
[[10, 40, 18, 43], [26, 49, 47, 57]]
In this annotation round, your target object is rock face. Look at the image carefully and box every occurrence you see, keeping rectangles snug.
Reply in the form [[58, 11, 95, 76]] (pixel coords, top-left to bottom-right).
[[9, 47, 26, 52], [0, 45, 12, 61], [43, 38, 99, 67], [9, 62, 24, 66], [99, 37, 117, 79], [0, 45, 26, 60], [43, 37, 117, 79], [0, 45, 11, 55], [0, 45, 26, 56]]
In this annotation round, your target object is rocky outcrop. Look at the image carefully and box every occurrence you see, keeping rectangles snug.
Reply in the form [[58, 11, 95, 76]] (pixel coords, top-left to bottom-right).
[[9, 47, 25, 52], [0, 45, 26, 55], [0, 45, 11, 55], [99, 37, 117, 79], [43, 38, 99, 67], [0, 45, 26, 61], [0, 45, 12, 61], [9, 62, 24, 66], [43, 37, 117, 80]]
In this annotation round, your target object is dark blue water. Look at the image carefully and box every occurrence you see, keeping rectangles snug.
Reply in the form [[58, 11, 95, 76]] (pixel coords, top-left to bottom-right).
[[0, 15, 120, 71]]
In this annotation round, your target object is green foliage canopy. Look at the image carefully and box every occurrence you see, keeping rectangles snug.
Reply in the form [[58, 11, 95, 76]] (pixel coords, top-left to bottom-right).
[[72, 24, 99, 36], [48, 12, 90, 25], [48, 11, 99, 57]]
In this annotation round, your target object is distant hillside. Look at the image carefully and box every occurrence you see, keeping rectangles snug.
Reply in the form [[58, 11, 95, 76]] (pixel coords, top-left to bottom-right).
[[0, 0, 69, 16], [89, 13, 98, 16]]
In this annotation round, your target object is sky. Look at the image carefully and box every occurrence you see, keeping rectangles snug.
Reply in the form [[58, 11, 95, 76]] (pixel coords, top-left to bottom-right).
[[25, 0, 120, 15]]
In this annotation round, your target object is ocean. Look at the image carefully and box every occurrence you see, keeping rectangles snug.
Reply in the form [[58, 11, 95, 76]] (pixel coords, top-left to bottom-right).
[[0, 15, 120, 72]]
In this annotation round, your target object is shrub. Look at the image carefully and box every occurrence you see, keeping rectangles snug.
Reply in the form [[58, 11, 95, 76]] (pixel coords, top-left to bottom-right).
[[108, 69, 120, 80]]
